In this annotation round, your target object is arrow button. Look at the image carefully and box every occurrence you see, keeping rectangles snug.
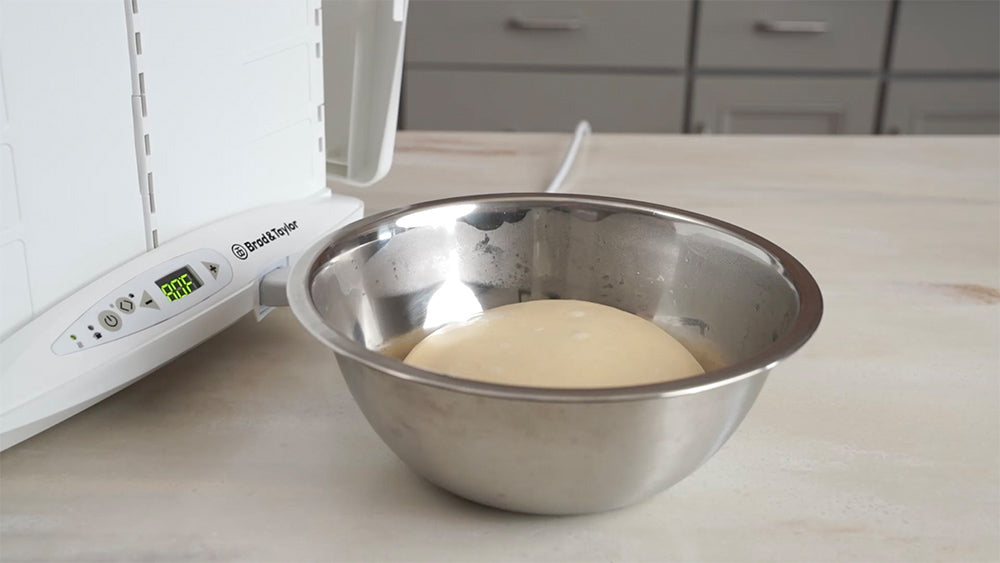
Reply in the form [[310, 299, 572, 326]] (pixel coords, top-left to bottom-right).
[[140, 290, 159, 310], [203, 261, 220, 279]]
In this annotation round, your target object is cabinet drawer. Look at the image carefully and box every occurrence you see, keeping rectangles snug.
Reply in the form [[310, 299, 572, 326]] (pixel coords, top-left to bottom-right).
[[405, 1, 690, 68], [892, 1, 1000, 73], [403, 70, 684, 133], [690, 77, 879, 134], [883, 79, 999, 134], [697, 0, 890, 70]]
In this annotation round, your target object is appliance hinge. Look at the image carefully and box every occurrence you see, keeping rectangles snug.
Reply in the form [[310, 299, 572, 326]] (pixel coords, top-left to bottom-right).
[[124, 0, 157, 249]]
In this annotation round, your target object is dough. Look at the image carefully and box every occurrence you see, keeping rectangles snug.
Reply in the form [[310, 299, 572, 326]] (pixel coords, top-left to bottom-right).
[[404, 299, 704, 388]]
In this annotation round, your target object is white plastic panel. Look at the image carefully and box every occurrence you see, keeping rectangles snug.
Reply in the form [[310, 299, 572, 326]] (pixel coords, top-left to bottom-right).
[[0, 0, 147, 332], [0, 241, 31, 338], [136, 0, 327, 242], [0, 144, 17, 231]]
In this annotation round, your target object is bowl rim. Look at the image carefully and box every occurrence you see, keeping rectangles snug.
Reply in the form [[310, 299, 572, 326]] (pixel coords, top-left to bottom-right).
[[288, 193, 823, 402]]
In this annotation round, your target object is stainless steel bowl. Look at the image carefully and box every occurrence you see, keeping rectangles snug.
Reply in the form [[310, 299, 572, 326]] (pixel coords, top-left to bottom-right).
[[288, 194, 822, 514]]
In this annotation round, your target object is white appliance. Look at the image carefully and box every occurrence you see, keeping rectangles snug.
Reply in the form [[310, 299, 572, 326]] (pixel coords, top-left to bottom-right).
[[0, 0, 407, 450]]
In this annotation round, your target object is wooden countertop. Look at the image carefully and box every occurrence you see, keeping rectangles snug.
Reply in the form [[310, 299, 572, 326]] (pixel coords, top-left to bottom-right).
[[2, 133, 998, 561]]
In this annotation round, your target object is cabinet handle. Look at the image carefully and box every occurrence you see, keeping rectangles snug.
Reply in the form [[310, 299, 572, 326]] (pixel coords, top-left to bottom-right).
[[507, 16, 582, 31], [753, 20, 829, 34]]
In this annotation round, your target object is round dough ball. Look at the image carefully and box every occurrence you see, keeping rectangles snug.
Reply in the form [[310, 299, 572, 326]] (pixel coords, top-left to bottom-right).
[[404, 299, 704, 388]]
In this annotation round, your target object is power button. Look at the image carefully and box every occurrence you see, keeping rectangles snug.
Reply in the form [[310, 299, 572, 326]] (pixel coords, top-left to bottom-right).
[[98, 310, 122, 332]]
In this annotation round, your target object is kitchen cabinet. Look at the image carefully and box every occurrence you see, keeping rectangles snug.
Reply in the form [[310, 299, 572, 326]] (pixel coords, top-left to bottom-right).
[[892, 0, 1000, 73], [405, 0, 690, 68], [404, 70, 684, 133], [403, 0, 689, 133], [690, 77, 879, 134], [696, 0, 890, 71], [401, 0, 999, 134], [882, 79, 1000, 134], [883, 1, 1000, 135]]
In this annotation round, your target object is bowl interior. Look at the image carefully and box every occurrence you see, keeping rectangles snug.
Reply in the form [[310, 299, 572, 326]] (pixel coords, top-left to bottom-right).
[[300, 196, 815, 387]]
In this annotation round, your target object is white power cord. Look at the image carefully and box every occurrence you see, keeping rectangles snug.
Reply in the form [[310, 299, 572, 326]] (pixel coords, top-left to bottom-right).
[[544, 120, 592, 193]]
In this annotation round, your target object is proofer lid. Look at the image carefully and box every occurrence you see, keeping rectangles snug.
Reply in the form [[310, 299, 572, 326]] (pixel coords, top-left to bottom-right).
[[323, 0, 408, 187]]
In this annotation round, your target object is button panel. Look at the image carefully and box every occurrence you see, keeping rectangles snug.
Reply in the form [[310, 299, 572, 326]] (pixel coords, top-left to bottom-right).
[[52, 249, 233, 355]]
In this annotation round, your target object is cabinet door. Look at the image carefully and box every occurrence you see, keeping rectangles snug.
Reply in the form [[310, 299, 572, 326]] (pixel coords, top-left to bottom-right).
[[883, 80, 999, 134], [697, 0, 890, 70], [406, 0, 690, 69], [690, 77, 879, 134], [893, 0, 1000, 73], [404, 70, 685, 133]]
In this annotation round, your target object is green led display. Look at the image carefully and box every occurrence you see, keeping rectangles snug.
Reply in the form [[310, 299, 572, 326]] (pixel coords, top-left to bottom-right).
[[155, 266, 203, 302]]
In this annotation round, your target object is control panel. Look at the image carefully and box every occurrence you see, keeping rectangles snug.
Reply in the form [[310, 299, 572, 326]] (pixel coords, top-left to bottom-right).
[[51, 249, 233, 355]]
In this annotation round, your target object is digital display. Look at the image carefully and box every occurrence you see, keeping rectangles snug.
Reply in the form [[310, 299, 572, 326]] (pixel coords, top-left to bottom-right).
[[156, 266, 203, 302]]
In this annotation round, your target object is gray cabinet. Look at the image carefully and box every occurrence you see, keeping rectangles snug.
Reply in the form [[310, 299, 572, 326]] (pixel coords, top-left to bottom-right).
[[403, 0, 689, 133], [404, 70, 685, 133], [399, 0, 999, 134], [883, 79, 1000, 134], [691, 77, 879, 134], [887, 1, 1000, 135], [892, 0, 1000, 73], [697, 0, 890, 70], [406, 0, 690, 68]]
